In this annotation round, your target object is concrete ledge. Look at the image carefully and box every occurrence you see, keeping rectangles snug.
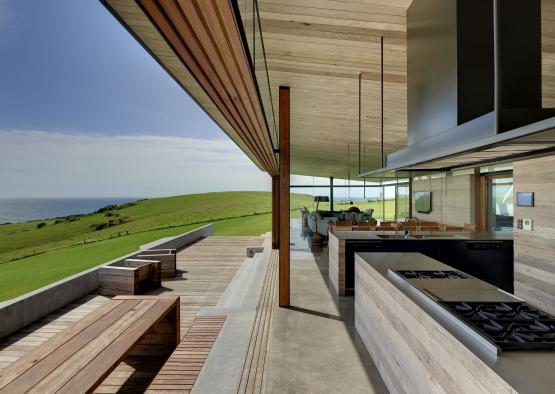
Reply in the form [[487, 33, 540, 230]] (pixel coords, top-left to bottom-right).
[[0, 224, 213, 339], [139, 224, 213, 251], [246, 246, 264, 258], [192, 234, 273, 393]]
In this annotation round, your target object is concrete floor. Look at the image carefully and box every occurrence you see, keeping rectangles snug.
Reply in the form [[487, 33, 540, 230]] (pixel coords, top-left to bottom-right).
[[264, 222, 388, 393]]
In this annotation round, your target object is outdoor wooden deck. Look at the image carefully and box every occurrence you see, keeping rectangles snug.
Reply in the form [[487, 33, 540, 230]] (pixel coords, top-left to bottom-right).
[[0, 235, 263, 393]]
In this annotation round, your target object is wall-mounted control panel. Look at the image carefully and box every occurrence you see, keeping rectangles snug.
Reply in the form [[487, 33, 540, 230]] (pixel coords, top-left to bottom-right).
[[522, 218, 533, 231], [517, 218, 533, 231]]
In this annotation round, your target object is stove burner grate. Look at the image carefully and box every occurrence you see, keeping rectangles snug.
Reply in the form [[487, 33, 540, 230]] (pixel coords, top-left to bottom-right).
[[440, 301, 555, 351], [397, 270, 469, 279]]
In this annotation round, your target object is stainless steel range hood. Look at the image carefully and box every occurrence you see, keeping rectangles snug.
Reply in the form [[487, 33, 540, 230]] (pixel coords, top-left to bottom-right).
[[362, 0, 555, 176]]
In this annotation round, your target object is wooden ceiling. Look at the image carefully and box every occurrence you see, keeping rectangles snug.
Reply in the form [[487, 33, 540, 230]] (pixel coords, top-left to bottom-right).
[[103, 0, 413, 181], [103, 1, 553, 181], [103, 0, 278, 175], [258, 0, 412, 180]]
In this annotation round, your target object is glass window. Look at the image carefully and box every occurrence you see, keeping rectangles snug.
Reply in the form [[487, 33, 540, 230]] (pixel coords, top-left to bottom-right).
[[364, 187, 383, 220], [489, 177, 513, 231], [383, 185, 396, 220], [396, 183, 410, 220]]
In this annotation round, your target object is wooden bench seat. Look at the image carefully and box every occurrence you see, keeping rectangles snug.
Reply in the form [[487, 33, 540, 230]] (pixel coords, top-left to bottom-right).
[[0, 295, 179, 394], [146, 315, 226, 393]]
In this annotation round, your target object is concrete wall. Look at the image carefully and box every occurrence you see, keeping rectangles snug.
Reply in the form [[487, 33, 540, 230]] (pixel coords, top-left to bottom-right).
[[412, 173, 474, 226], [139, 224, 213, 251], [513, 156, 555, 315], [0, 224, 213, 339]]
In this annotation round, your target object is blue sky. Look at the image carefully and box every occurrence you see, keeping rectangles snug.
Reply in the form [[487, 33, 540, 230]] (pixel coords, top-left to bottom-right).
[[0, 0, 270, 197], [0, 0, 219, 137]]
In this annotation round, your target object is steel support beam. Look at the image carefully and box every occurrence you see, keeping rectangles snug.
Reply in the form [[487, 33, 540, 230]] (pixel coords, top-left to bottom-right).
[[330, 177, 334, 212]]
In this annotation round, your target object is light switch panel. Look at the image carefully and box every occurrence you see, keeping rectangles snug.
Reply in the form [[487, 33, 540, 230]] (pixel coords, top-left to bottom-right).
[[522, 218, 533, 231]]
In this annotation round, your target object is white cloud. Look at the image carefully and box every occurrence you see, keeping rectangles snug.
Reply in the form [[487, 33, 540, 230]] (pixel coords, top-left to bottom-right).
[[0, 130, 270, 197]]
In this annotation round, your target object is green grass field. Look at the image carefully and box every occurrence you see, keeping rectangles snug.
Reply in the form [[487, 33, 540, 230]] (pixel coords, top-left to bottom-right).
[[0, 192, 315, 301], [0, 191, 405, 301]]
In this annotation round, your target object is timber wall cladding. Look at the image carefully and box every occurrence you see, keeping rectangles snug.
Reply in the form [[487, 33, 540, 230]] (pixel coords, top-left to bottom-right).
[[327, 233, 345, 296], [354, 256, 517, 394], [412, 174, 474, 226], [513, 155, 555, 315], [543, 0, 555, 107]]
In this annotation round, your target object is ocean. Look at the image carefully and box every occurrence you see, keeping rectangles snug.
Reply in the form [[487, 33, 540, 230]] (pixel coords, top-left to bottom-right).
[[0, 198, 139, 224]]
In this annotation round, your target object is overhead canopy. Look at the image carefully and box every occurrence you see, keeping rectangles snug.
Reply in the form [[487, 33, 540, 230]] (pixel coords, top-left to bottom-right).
[[258, 0, 411, 180], [102, 0, 278, 175], [103, 0, 413, 180]]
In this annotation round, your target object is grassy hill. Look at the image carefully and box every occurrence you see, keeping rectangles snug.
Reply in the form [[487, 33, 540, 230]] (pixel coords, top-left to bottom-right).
[[0, 192, 314, 301]]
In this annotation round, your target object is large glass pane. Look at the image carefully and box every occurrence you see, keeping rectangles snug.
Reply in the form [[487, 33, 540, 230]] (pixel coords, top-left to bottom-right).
[[489, 177, 513, 231], [365, 187, 383, 220], [396, 183, 410, 220], [236, 1, 254, 61], [253, 2, 277, 148], [383, 185, 396, 220], [236, 2, 277, 149]]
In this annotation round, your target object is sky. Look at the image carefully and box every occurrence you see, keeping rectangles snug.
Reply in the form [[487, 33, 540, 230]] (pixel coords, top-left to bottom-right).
[[0, 0, 270, 198]]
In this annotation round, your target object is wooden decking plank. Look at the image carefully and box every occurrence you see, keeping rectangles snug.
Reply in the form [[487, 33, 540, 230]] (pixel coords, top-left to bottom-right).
[[27, 300, 158, 394], [0, 299, 132, 391], [0, 236, 262, 393], [56, 300, 176, 394], [146, 315, 226, 393]]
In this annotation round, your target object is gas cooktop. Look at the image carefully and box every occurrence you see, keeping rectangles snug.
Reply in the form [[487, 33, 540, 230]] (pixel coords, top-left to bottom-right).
[[396, 270, 469, 279], [439, 301, 555, 351]]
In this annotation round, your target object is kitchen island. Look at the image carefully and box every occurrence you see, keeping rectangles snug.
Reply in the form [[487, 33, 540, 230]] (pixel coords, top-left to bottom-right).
[[355, 252, 555, 394], [329, 229, 513, 296]]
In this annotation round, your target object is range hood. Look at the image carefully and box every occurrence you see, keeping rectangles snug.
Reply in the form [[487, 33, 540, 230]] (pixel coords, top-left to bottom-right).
[[362, 0, 555, 175]]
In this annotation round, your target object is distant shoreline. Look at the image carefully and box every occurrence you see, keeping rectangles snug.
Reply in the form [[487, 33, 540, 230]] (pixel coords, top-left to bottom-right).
[[0, 197, 140, 224]]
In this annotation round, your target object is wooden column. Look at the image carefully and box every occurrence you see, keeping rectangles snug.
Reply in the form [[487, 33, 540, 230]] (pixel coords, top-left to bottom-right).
[[279, 86, 290, 307], [272, 176, 280, 249], [474, 168, 486, 230]]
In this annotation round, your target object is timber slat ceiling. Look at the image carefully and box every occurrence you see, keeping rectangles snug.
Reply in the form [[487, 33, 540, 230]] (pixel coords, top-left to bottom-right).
[[104, 0, 277, 175], [258, 0, 412, 179], [136, 0, 277, 174], [105, 0, 415, 179]]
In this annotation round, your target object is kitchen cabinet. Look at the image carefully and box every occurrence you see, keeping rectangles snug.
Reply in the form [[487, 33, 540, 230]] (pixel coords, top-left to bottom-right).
[[345, 241, 409, 292], [409, 240, 440, 260], [344, 239, 513, 294]]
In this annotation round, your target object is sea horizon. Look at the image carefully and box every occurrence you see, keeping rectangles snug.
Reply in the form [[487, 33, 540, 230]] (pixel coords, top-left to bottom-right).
[[0, 197, 141, 224]]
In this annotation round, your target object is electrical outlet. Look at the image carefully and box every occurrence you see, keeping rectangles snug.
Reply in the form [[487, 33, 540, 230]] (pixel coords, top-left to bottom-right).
[[516, 218, 523, 230], [522, 218, 533, 231]]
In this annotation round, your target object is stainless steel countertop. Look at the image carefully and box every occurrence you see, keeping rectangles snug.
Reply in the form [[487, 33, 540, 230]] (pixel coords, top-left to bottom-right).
[[332, 229, 513, 241], [355, 252, 555, 394]]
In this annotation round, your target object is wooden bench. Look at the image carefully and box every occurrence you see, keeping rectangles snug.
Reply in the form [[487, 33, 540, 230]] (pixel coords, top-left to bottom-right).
[[137, 249, 177, 278], [146, 315, 226, 393], [0, 295, 179, 394], [99, 259, 161, 296]]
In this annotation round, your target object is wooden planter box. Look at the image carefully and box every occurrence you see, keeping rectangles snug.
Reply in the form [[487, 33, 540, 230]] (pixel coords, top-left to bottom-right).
[[137, 249, 177, 278], [99, 259, 161, 296]]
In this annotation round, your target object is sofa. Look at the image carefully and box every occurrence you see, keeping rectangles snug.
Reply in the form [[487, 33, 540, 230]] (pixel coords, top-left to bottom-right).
[[307, 214, 337, 237], [303, 208, 374, 237]]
